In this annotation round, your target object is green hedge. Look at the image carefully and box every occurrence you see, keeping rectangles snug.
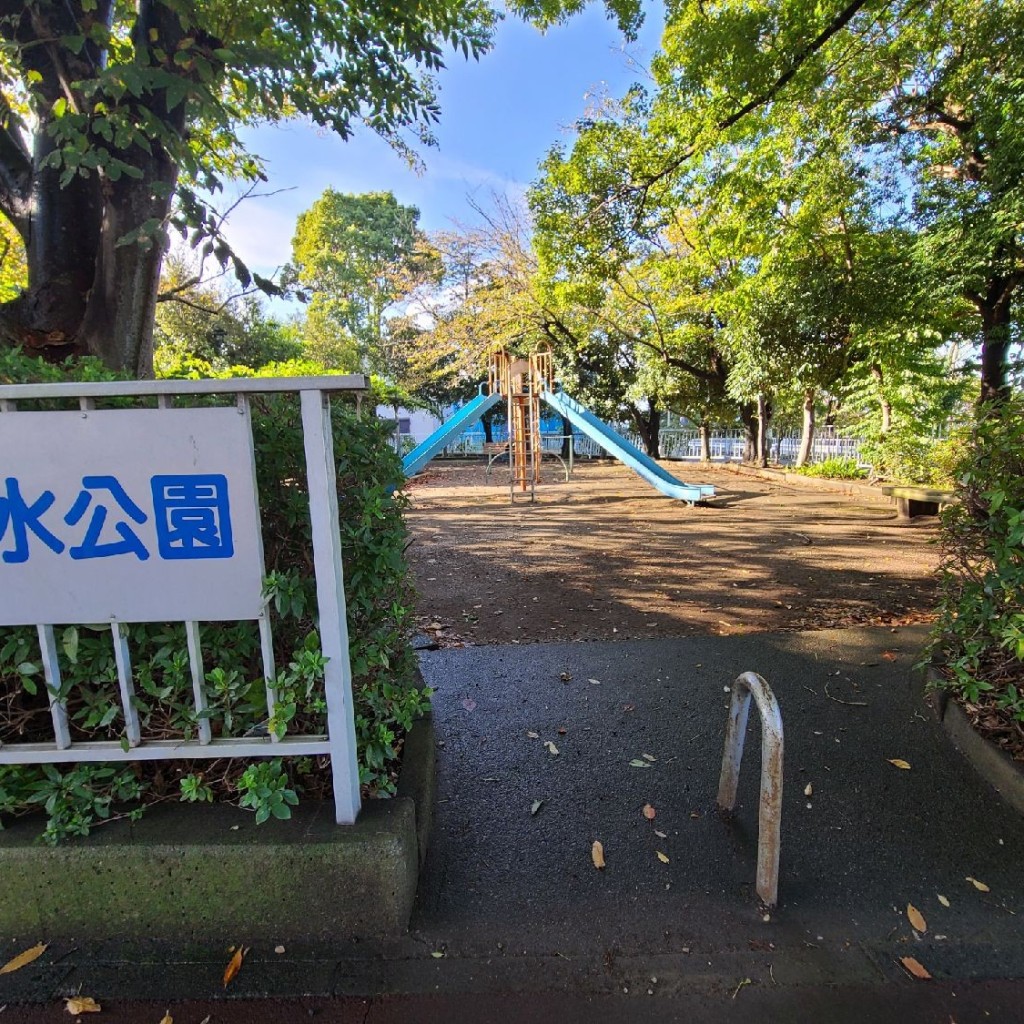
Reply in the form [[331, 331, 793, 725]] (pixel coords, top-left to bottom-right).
[[0, 351, 426, 841], [928, 396, 1024, 728], [793, 457, 866, 480]]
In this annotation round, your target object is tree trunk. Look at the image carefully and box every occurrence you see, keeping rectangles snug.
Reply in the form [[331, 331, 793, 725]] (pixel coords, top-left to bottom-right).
[[976, 283, 1015, 406], [560, 414, 572, 458], [699, 422, 711, 462], [630, 403, 661, 458], [13, 145, 102, 348], [756, 393, 770, 468], [739, 401, 758, 463], [824, 397, 837, 427], [795, 388, 816, 468], [0, 1, 195, 378], [870, 363, 892, 433]]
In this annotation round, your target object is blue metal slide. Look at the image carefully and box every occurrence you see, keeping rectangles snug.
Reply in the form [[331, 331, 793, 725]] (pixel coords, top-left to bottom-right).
[[542, 389, 715, 503], [402, 391, 502, 478]]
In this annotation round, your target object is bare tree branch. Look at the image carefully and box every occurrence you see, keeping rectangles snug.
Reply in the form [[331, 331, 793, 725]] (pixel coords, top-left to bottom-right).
[[0, 104, 31, 233]]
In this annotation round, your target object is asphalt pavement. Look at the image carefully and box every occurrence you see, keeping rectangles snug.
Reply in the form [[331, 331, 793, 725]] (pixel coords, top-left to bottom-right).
[[2, 624, 1023, 1022]]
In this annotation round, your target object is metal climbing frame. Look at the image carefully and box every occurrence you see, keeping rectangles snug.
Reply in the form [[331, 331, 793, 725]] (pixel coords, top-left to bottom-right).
[[716, 671, 784, 907]]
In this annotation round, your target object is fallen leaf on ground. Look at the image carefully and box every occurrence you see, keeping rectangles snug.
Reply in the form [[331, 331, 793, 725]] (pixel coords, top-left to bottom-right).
[[804, 783, 813, 798], [431, 951, 445, 958], [900, 956, 932, 980], [544, 740, 559, 756], [526, 731, 539, 739], [588, 678, 601, 685], [531, 799, 543, 816], [938, 895, 950, 908], [629, 759, 651, 768], [642, 753, 656, 762], [643, 804, 656, 820], [559, 672, 572, 682], [656, 851, 670, 864], [654, 830, 667, 839], [888, 758, 912, 770], [907, 904, 927, 933], [65, 996, 101, 1014], [882, 651, 899, 661], [159, 1013, 173, 1024], [274, 945, 286, 954], [731, 977, 752, 998], [966, 876, 990, 892], [223, 946, 246, 988], [592, 840, 606, 869], [0, 943, 47, 974]]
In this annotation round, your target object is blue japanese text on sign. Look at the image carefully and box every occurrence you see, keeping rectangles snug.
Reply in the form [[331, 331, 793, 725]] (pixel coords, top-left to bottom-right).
[[0, 408, 266, 625]]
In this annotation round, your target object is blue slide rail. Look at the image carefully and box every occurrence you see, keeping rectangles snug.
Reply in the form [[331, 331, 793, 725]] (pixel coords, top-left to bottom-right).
[[542, 389, 715, 503], [401, 391, 502, 478]]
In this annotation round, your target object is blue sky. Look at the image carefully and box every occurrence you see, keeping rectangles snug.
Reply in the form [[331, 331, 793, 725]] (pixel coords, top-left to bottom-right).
[[225, 4, 663, 290]]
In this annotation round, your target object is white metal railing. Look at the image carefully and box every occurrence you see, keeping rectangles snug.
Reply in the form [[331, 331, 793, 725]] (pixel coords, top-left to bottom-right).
[[0, 375, 368, 825], [717, 671, 784, 907], [653, 426, 866, 465], [434, 423, 867, 468]]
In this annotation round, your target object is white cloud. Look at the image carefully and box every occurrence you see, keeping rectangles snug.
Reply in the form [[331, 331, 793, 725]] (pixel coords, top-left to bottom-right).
[[218, 201, 298, 276], [425, 153, 527, 198]]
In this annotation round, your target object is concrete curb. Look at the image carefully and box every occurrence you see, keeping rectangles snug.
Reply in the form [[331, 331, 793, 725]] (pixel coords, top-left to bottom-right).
[[0, 716, 436, 942], [714, 462, 892, 505], [397, 712, 436, 867], [922, 665, 1024, 817]]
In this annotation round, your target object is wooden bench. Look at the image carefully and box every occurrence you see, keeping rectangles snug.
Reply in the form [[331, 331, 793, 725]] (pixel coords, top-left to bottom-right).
[[881, 484, 955, 519]]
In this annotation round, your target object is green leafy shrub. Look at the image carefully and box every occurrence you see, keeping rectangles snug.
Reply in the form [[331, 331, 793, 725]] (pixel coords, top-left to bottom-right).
[[0, 349, 427, 841], [860, 425, 965, 487], [927, 397, 1024, 735], [794, 457, 866, 480]]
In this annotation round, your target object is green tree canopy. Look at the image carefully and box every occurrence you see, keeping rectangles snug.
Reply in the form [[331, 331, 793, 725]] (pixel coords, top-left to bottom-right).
[[0, 0, 641, 378], [288, 190, 440, 375]]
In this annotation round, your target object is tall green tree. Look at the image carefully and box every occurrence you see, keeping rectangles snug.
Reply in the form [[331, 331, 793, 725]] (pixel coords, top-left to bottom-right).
[[645, 0, 1024, 403], [288, 190, 440, 375], [0, 0, 641, 378]]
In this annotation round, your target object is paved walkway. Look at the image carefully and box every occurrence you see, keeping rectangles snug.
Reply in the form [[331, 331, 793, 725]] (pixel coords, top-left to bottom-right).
[[3, 625, 1023, 1022]]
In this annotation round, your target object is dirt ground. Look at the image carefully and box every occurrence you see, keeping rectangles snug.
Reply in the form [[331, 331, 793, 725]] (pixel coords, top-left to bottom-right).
[[403, 458, 942, 646]]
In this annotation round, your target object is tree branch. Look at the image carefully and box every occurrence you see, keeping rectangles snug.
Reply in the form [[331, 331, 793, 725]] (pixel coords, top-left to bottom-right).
[[634, 0, 871, 194], [0, 98, 32, 234]]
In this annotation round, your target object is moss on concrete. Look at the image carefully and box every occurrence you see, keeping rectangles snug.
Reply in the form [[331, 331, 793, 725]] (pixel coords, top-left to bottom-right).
[[0, 799, 418, 941], [0, 716, 436, 941]]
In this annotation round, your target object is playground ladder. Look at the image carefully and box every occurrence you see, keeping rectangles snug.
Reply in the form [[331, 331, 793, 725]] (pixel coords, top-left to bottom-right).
[[486, 343, 554, 502], [508, 386, 538, 500]]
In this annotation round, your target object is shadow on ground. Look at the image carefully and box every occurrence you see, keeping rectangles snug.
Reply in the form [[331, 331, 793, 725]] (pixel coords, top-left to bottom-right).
[[405, 461, 940, 644]]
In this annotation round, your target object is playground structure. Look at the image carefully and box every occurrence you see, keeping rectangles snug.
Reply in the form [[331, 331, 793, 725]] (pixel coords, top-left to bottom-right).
[[487, 346, 553, 500], [402, 346, 715, 503]]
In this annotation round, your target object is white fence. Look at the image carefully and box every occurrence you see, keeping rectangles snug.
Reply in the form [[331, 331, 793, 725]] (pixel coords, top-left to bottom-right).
[[437, 424, 865, 466], [654, 426, 865, 465], [0, 375, 368, 825]]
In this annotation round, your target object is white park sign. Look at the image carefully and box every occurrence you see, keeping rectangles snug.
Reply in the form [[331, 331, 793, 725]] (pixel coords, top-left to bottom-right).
[[0, 406, 266, 625]]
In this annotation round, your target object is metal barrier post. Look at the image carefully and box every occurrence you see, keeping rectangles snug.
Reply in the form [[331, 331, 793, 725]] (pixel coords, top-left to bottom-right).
[[717, 671, 784, 906]]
